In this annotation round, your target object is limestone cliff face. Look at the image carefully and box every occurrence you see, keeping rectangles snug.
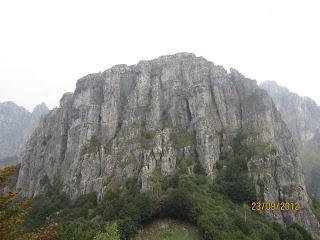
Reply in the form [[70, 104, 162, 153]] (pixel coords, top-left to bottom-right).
[[0, 102, 49, 167], [260, 81, 320, 144], [16, 53, 319, 236], [260, 81, 320, 197]]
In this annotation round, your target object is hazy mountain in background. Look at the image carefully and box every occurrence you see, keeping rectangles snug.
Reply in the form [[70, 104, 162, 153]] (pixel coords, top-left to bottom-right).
[[16, 53, 320, 236], [260, 81, 320, 196], [0, 101, 49, 167]]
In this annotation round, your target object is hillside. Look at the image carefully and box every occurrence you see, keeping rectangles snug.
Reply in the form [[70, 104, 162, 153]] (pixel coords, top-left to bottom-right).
[[15, 53, 320, 238], [134, 219, 201, 240]]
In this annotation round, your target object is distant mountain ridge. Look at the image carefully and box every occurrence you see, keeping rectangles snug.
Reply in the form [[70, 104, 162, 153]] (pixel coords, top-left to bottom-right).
[[260, 81, 320, 196], [260, 81, 320, 144], [0, 101, 49, 167]]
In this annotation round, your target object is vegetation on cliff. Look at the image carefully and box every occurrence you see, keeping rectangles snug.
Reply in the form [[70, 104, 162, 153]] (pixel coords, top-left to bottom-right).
[[9, 132, 312, 240]]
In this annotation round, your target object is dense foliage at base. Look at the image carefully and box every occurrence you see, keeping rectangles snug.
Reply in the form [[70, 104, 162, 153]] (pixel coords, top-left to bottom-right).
[[0, 131, 302, 240], [20, 173, 313, 240], [16, 132, 313, 240]]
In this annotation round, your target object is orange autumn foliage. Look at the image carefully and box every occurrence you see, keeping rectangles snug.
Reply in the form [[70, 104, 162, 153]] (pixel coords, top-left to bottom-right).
[[0, 166, 57, 240]]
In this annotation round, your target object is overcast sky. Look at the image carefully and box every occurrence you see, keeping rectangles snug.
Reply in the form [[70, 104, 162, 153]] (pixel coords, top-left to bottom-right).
[[0, 0, 319, 111]]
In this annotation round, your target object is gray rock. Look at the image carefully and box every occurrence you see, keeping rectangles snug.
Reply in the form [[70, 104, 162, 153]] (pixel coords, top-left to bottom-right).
[[0, 101, 49, 167], [260, 81, 320, 144], [260, 81, 320, 196], [16, 53, 320, 237]]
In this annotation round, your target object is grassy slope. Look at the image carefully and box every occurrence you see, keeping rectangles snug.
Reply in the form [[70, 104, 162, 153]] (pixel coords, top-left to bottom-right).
[[135, 219, 201, 240]]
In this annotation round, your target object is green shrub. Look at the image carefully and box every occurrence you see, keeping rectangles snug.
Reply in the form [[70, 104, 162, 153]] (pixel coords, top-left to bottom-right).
[[216, 131, 256, 204], [286, 228, 304, 240], [54, 218, 107, 240], [272, 222, 286, 239], [262, 231, 280, 240], [23, 181, 69, 231], [94, 222, 120, 240], [288, 223, 313, 240], [97, 177, 156, 239]]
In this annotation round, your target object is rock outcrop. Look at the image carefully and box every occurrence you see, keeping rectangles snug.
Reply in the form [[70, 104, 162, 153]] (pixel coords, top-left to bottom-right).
[[16, 53, 320, 236], [0, 102, 49, 167], [260, 81, 320, 144], [260, 81, 320, 196]]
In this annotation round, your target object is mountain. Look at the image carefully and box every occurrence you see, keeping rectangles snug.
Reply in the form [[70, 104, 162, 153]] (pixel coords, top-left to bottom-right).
[[259, 81, 320, 144], [260, 81, 320, 196], [16, 53, 320, 236], [0, 101, 49, 167]]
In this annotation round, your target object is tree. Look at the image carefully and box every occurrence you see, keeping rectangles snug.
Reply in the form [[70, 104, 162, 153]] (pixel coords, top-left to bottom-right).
[[0, 166, 29, 239], [94, 222, 120, 240], [0, 166, 57, 240]]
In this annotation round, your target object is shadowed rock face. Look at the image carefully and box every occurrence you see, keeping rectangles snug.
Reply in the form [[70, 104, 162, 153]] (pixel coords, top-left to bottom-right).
[[260, 81, 320, 196], [16, 53, 320, 236], [0, 102, 49, 167], [260, 81, 320, 144]]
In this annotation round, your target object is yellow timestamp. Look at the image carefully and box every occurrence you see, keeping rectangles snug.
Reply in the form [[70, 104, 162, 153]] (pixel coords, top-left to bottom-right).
[[251, 201, 300, 211]]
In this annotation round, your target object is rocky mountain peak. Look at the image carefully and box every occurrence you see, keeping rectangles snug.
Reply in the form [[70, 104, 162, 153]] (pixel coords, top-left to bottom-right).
[[16, 53, 320, 236], [32, 102, 49, 117], [0, 101, 49, 166]]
